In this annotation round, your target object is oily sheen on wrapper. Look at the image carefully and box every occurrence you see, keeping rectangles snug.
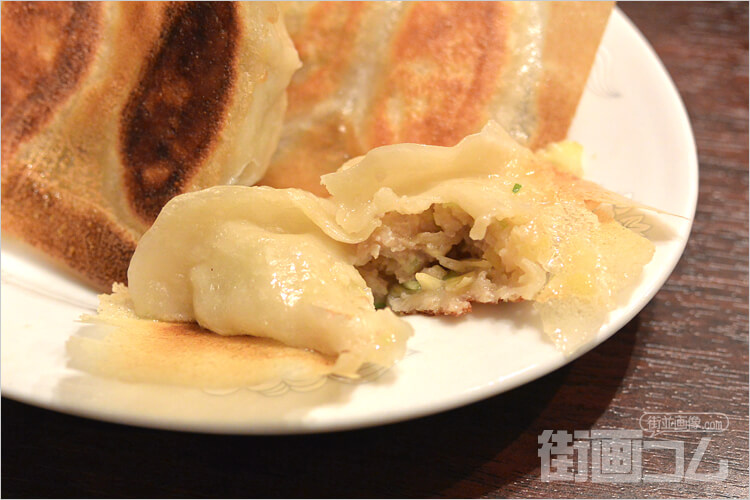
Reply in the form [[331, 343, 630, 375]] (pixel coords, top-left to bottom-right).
[[321, 122, 655, 353], [126, 187, 413, 377]]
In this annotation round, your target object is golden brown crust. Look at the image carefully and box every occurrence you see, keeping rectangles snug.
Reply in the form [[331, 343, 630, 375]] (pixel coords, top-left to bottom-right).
[[120, 1, 239, 224], [413, 296, 525, 317], [134, 321, 336, 367], [0, 2, 102, 159], [529, 1, 614, 149], [68, 284, 337, 388], [68, 318, 336, 389], [259, 1, 371, 196], [1, 165, 137, 290], [258, 113, 362, 197], [366, 2, 508, 148], [1, 2, 296, 290], [417, 305, 472, 317], [0, 1, 131, 291], [260, 1, 613, 195]]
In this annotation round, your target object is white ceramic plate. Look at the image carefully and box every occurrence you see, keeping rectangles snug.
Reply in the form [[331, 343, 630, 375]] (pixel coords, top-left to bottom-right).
[[0, 9, 697, 434]]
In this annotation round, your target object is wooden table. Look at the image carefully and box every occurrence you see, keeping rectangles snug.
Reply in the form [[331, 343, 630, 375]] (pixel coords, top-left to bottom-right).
[[2, 2, 747, 498]]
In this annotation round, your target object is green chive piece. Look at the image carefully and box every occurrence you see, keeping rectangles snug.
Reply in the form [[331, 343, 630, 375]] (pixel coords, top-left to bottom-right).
[[374, 300, 387, 310], [512, 183, 522, 193], [402, 279, 422, 292]]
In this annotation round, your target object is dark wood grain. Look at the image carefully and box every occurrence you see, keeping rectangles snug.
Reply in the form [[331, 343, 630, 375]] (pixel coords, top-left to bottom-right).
[[2, 2, 748, 498]]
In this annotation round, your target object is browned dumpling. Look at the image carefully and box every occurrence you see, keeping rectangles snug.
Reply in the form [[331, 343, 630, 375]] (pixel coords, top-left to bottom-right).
[[260, 1, 614, 196], [1, 1, 300, 289]]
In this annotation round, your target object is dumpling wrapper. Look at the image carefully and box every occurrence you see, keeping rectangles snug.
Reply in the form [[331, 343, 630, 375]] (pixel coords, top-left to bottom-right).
[[1, 2, 300, 290], [69, 186, 413, 387], [68, 285, 338, 389], [260, 1, 614, 196], [322, 121, 656, 353]]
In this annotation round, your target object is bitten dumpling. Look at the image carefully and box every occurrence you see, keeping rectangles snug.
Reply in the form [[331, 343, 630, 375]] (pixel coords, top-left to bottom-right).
[[322, 121, 656, 353], [126, 186, 413, 375]]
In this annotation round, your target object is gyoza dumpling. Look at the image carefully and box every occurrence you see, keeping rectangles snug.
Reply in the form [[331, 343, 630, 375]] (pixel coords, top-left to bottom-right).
[[1, 2, 300, 290], [322, 121, 656, 353], [126, 186, 412, 375], [260, 1, 614, 196]]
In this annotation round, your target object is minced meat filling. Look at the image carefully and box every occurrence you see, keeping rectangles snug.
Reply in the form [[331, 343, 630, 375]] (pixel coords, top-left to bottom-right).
[[354, 204, 533, 316]]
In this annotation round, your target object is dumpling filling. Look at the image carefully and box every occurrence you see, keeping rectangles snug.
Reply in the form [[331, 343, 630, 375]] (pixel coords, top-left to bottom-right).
[[355, 204, 539, 315]]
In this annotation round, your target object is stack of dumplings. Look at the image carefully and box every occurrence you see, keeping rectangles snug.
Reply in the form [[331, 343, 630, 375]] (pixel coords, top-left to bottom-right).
[[0, 2, 651, 390], [70, 123, 655, 388]]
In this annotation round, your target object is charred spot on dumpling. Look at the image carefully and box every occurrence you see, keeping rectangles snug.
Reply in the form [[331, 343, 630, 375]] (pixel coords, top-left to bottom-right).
[[120, 1, 239, 224], [1, 1, 102, 157]]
